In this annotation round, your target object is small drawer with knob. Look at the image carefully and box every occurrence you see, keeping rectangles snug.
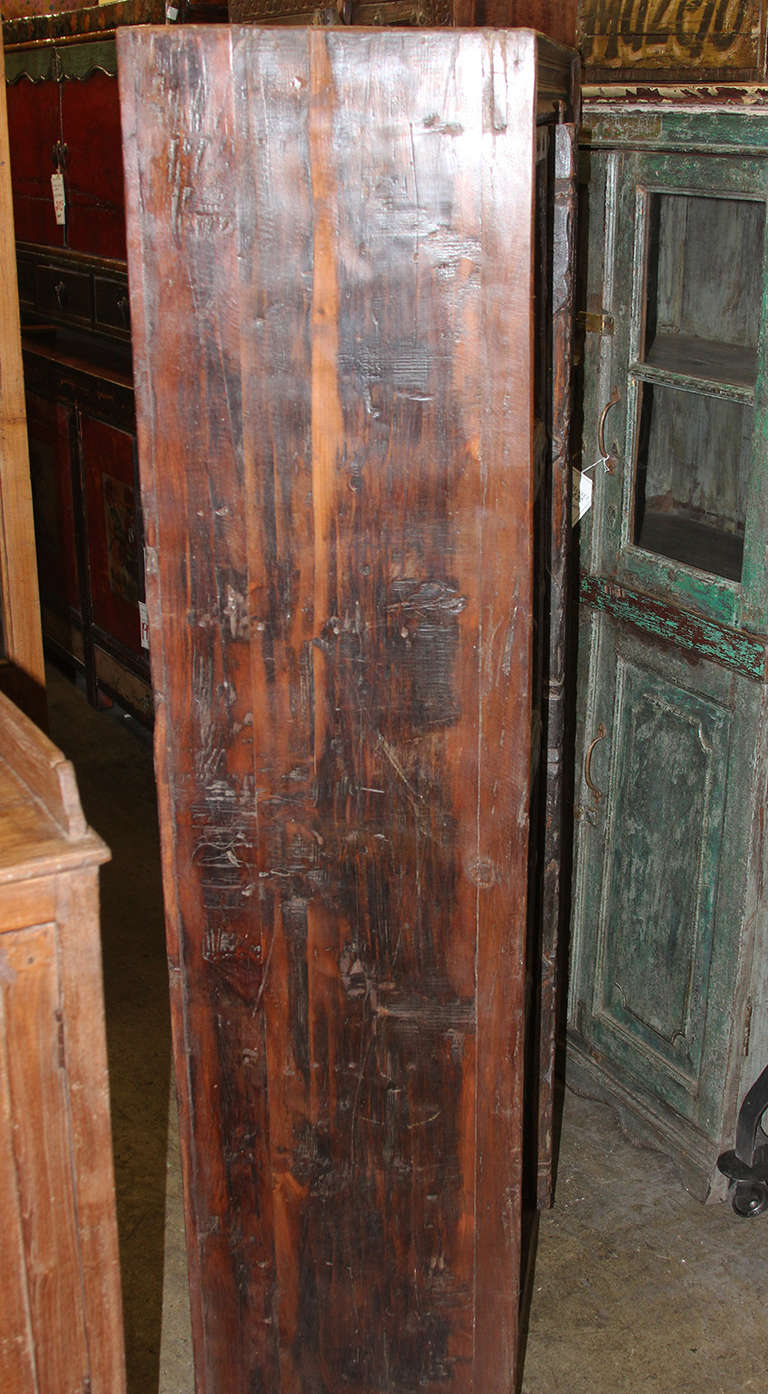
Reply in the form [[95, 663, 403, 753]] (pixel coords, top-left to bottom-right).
[[94, 276, 131, 337], [35, 263, 93, 327]]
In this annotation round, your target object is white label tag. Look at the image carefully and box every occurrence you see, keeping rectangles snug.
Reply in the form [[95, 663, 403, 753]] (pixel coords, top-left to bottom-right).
[[572, 467, 593, 526], [51, 171, 66, 226], [165, 3, 179, 17], [139, 600, 150, 650]]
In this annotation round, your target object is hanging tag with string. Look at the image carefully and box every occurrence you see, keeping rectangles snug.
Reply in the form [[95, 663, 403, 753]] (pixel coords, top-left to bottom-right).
[[572, 455, 609, 526], [572, 388, 621, 526]]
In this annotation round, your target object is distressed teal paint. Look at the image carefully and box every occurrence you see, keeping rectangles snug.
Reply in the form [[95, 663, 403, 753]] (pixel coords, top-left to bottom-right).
[[593, 657, 731, 1106], [581, 574, 766, 679], [618, 548, 740, 629], [588, 111, 768, 154], [572, 102, 768, 1196]]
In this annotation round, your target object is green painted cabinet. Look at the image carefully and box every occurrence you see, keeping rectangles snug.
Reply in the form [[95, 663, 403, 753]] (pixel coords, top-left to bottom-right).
[[569, 104, 768, 1197]]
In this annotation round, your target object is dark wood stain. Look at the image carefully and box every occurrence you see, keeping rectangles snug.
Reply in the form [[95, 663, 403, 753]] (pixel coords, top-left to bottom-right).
[[119, 25, 576, 1394]]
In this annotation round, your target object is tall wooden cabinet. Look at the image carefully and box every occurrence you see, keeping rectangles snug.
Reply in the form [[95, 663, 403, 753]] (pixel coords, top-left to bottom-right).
[[120, 25, 578, 1392], [569, 101, 768, 1197]]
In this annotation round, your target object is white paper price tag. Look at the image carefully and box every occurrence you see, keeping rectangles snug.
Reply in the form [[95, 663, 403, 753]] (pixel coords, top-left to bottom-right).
[[139, 600, 150, 650], [572, 467, 593, 525], [51, 170, 66, 226]]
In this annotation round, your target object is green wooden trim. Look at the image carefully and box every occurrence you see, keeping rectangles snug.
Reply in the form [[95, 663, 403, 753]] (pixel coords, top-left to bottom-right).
[[5, 39, 117, 85], [580, 573, 767, 680], [584, 109, 768, 155], [618, 547, 741, 629]]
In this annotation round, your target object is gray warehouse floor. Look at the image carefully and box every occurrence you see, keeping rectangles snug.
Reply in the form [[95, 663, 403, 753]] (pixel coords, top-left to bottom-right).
[[47, 666, 768, 1394]]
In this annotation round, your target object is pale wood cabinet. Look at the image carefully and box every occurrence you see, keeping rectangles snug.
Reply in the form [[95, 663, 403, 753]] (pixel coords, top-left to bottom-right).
[[0, 689, 125, 1394]]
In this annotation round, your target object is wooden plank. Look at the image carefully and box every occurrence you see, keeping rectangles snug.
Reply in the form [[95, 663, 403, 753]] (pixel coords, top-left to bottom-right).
[[120, 25, 568, 1393], [56, 871, 127, 1394], [0, 965, 38, 1393], [0, 922, 90, 1394], [0, 44, 45, 723], [119, 28, 260, 1390]]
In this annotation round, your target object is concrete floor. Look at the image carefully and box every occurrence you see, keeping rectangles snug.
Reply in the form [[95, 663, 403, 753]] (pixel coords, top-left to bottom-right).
[[47, 666, 768, 1394]]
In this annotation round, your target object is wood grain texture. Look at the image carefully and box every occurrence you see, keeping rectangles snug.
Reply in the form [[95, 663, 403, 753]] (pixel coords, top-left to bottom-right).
[[119, 25, 575, 1393]]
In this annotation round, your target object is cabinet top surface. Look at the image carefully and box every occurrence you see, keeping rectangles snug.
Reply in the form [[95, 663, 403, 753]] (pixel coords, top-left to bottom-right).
[[0, 693, 108, 882]]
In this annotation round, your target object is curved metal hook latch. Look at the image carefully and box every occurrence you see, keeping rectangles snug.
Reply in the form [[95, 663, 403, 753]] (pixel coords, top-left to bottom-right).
[[584, 723, 607, 803], [597, 388, 621, 474]]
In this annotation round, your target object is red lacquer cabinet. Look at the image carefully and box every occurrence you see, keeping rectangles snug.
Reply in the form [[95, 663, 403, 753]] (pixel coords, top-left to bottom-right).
[[5, 9, 153, 719]]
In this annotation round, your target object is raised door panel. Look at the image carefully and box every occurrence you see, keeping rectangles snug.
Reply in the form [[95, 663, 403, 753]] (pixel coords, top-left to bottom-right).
[[119, 24, 570, 1394], [570, 615, 757, 1146], [61, 71, 126, 261], [6, 78, 64, 248], [593, 655, 729, 1110]]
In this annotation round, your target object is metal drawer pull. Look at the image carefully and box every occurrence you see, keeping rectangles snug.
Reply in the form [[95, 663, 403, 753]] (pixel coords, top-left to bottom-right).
[[597, 387, 620, 474], [54, 280, 66, 310], [117, 295, 130, 326], [584, 722, 607, 801]]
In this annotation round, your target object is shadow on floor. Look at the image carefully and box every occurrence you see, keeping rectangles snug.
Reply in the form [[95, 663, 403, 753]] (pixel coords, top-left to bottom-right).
[[47, 666, 172, 1394]]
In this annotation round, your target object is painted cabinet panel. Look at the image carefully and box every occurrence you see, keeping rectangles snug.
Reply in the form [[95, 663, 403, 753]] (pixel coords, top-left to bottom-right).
[[571, 615, 761, 1152], [570, 105, 768, 1196]]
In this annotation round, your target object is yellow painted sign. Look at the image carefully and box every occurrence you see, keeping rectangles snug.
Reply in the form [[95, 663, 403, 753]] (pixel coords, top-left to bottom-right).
[[579, 0, 766, 74]]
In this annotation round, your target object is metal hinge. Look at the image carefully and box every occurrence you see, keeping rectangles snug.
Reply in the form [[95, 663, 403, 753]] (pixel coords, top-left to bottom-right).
[[577, 310, 614, 335]]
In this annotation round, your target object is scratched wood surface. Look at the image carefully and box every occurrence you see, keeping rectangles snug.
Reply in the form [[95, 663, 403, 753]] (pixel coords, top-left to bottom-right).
[[119, 26, 575, 1394]]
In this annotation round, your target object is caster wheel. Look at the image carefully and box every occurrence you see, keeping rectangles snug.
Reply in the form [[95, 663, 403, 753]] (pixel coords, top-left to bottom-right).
[[730, 1180, 768, 1218]]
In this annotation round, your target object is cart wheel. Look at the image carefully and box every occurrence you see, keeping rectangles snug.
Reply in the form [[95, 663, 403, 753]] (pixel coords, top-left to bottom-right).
[[730, 1180, 768, 1218]]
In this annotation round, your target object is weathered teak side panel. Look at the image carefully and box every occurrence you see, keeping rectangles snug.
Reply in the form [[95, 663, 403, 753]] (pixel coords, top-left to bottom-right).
[[120, 26, 565, 1393]]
